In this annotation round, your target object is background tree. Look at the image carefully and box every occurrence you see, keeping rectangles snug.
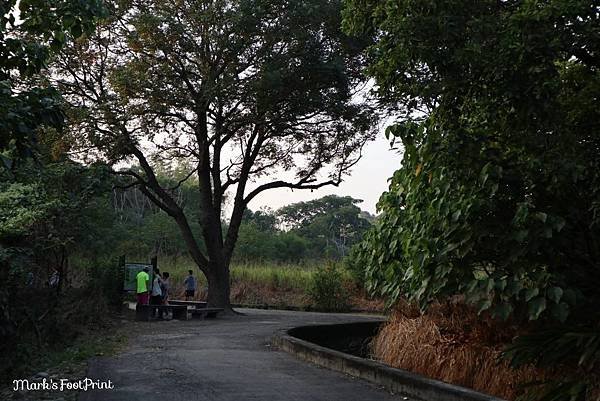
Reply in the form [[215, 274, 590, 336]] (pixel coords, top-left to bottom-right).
[[54, 0, 376, 310], [278, 195, 371, 258]]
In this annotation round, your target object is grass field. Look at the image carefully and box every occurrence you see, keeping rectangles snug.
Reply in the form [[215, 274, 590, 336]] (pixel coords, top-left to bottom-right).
[[159, 258, 322, 290], [153, 257, 379, 311]]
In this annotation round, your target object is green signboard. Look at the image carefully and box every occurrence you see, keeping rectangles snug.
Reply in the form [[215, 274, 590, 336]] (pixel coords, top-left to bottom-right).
[[123, 263, 153, 292]]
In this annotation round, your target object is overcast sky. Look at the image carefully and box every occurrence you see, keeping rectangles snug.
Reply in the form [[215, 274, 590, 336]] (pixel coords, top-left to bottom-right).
[[245, 134, 404, 214]]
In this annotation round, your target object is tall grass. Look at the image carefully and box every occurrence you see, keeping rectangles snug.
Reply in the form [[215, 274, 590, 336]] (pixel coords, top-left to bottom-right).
[[156, 257, 322, 292], [123, 256, 376, 310]]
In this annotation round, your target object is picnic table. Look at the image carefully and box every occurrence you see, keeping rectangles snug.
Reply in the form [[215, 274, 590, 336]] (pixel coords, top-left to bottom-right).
[[167, 300, 208, 308], [168, 299, 224, 319], [135, 304, 189, 321], [134, 300, 224, 321]]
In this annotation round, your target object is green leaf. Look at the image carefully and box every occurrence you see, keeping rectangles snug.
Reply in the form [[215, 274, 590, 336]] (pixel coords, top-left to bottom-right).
[[451, 209, 461, 221], [562, 289, 577, 306], [523, 287, 539, 302], [71, 22, 83, 38], [493, 303, 513, 321], [547, 286, 563, 304], [495, 279, 507, 291], [553, 217, 566, 232], [63, 15, 75, 28], [506, 279, 522, 297], [485, 278, 495, 293], [533, 212, 547, 223], [514, 229, 528, 242], [477, 298, 492, 314], [551, 302, 569, 323], [528, 296, 546, 320]]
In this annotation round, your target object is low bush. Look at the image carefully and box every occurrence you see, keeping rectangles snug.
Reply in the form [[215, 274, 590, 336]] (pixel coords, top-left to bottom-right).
[[343, 244, 366, 288], [308, 262, 349, 312], [0, 258, 123, 383]]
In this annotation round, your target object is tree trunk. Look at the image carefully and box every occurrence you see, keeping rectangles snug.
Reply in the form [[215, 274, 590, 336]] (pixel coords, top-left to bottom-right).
[[205, 261, 232, 313]]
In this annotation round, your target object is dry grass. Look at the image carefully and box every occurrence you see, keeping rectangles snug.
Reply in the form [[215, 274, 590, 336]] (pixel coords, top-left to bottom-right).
[[371, 301, 547, 400]]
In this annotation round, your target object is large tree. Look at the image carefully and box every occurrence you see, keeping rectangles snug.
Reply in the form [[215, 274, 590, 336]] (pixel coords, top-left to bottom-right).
[[344, 1, 599, 397], [54, 0, 376, 310], [344, 0, 600, 319]]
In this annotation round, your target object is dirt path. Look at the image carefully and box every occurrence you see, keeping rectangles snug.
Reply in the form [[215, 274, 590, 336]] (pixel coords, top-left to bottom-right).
[[80, 308, 411, 401]]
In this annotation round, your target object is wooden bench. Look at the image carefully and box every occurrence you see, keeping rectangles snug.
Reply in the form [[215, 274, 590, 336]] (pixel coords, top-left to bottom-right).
[[135, 304, 189, 321], [168, 300, 208, 309], [191, 307, 224, 319]]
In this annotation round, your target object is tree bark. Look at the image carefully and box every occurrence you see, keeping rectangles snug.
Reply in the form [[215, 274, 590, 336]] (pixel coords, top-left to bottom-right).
[[205, 261, 232, 312]]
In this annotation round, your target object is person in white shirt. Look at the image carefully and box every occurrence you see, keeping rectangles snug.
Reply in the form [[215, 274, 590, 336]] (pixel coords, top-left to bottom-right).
[[150, 268, 163, 318]]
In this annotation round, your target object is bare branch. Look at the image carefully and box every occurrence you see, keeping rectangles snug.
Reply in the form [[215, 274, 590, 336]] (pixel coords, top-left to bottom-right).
[[244, 178, 341, 205]]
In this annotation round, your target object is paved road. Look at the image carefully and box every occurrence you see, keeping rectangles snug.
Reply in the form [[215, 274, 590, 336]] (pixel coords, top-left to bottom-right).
[[81, 308, 409, 401]]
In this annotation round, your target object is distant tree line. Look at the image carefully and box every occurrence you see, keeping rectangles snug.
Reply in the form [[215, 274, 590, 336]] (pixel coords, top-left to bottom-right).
[[4, 160, 373, 285], [111, 167, 373, 263]]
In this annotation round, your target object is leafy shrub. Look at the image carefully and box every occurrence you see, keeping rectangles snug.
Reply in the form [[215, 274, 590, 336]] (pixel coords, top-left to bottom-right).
[[503, 327, 600, 401], [86, 258, 124, 310], [309, 263, 349, 312], [343, 244, 366, 288], [343, 1, 600, 399]]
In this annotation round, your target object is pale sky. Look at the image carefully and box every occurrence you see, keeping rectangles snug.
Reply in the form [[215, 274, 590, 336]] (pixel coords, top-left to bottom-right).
[[246, 134, 404, 214], [120, 129, 404, 217]]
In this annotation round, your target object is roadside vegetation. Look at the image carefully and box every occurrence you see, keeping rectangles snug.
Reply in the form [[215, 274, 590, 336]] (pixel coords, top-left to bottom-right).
[[343, 0, 600, 399]]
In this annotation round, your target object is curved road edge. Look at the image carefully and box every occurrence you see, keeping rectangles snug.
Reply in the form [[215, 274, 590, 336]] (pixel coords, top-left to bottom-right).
[[271, 323, 506, 401]]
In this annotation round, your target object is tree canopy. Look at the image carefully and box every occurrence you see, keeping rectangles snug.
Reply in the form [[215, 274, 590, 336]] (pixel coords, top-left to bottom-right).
[[53, 0, 377, 309], [344, 0, 599, 321], [343, 1, 599, 396], [0, 0, 106, 163], [278, 195, 371, 256]]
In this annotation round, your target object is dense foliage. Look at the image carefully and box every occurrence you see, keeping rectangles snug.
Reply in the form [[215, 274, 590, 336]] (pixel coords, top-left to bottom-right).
[[277, 195, 372, 258], [343, 0, 599, 397], [113, 188, 372, 263], [345, 0, 599, 321], [0, 152, 125, 382], [0, 0, 105, 161], [1, 0, 111, 381]]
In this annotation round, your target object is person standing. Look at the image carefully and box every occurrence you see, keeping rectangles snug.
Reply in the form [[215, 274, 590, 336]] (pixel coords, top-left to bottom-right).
[[150, 268, 163, 317], [160, 272, 170, 304], [136, 267, 150, 305], [184, 270, 196, 301]]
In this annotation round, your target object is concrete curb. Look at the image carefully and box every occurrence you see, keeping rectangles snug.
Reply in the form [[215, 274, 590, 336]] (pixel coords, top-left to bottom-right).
[[231, 303, 383, 314], [272, 323, 506, 401]]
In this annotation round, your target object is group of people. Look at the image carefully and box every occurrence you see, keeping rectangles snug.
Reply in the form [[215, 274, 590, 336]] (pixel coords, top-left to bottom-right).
[[135, 267, 197, 310]]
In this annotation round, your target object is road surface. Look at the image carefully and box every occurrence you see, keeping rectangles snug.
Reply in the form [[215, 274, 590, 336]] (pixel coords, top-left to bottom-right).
[[81, 308, 411, 401]]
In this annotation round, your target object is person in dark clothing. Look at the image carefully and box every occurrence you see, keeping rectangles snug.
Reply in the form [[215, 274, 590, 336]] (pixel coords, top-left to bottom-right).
[[184, 270, 196, 301]]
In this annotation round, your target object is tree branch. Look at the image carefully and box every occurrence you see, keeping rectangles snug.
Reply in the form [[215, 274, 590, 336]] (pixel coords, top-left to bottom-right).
[[244, 178, 341, 206]]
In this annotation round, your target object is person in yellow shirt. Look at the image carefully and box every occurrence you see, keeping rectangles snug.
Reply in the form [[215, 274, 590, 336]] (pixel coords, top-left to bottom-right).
[[136, 267, 150, 305]]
